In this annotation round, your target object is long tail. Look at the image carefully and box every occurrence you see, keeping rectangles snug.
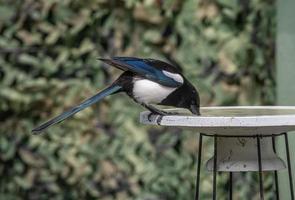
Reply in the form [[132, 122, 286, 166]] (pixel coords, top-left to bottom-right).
[[32, 84, 122, 134]]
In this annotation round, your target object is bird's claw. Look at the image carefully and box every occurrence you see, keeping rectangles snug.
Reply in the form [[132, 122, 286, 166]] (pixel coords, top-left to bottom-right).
[[147, 112, 156, 121], [147, 113, 163, 125], [147, 112, 164, 125], [156, 115, 163, 125], [147, 111, 178, 124]]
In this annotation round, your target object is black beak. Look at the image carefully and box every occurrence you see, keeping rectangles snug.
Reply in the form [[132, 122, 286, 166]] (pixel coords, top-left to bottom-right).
[[190, 104, 200, 115]]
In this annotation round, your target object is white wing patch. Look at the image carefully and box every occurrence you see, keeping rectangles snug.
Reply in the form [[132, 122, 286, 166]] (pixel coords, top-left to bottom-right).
[[133, 79, 177, 104], [162, 70, 184, 84]]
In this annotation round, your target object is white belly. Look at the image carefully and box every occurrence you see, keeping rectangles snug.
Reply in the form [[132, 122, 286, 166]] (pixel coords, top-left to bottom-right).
[[132, 79, 177, 104]]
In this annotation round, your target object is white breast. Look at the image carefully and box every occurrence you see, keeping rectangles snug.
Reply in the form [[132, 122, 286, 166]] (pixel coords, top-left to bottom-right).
[[132, 79, 177, 104]]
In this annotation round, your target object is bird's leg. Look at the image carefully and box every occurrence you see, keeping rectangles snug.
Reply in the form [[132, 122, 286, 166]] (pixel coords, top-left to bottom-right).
[[141, 104, 169, 125], [143, 104, 168, 115]]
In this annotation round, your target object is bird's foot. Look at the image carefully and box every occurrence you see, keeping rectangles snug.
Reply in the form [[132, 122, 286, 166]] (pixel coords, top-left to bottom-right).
[[147, 111, 178, 124], [147, 112, 163, 121], [147, 113, 164, 125], [147, 112, 155, 121], [156, 115, 163, 125]]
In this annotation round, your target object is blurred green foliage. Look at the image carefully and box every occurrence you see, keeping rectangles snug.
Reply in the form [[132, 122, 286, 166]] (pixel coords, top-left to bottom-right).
[[0, 0, 275, 199]]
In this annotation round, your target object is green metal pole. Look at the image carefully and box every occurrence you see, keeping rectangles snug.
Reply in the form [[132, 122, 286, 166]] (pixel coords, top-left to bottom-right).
[[277, 0, 295, 199]]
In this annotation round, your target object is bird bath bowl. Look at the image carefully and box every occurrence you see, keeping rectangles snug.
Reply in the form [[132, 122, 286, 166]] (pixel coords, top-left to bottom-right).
[[140, 106, 295, 199]]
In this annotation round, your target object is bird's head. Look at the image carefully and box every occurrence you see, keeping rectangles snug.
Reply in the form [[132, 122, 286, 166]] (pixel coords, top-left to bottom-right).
[[188, 88, 200, 115]]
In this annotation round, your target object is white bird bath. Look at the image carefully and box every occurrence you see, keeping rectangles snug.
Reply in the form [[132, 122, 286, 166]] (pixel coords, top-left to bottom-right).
[[140, 106, 295, 200]]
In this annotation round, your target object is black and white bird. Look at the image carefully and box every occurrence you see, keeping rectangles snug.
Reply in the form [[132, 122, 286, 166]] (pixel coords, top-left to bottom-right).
[[32, 57, 200, 133]]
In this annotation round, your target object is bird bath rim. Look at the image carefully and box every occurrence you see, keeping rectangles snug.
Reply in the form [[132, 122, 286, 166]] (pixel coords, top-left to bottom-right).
[[140, 106, 295, 136]]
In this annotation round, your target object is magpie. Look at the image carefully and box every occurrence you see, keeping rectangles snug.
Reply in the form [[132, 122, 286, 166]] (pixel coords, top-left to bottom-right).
[[32, 57, 200, 134]]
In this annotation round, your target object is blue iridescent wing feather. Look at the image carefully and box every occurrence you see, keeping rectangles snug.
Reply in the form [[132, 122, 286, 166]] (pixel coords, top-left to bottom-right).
[[99, 57, 182, 88]]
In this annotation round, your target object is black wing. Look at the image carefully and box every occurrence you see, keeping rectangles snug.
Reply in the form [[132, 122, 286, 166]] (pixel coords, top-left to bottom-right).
[[99, 57, 182, 88]]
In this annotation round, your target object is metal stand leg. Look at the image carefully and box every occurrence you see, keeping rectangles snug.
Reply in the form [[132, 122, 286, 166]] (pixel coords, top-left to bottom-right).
[[213, 135, 217, 200], [284, 133, 294, 200], [194, 134, 287, 200], [272, 136, 280, 200], [194, 134, 203, 200], [257, 136, 264, 200], [229, 172, 233, 200]]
